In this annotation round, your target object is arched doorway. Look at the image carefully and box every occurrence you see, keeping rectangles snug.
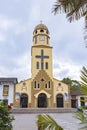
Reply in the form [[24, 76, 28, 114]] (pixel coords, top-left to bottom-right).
[[38, 93, 47, 108], [56, 94, 64, 108], [20, 93, 28, 108]]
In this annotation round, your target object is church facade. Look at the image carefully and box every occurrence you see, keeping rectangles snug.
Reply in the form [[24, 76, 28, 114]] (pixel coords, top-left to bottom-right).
[[14, 23, 71, 108]]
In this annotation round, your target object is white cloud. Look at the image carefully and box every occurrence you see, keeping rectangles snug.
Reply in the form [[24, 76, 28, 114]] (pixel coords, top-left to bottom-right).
[[0, 15, 28, 36], [0, 52, 31, 81], [0, 0, 86, 82], [0, 33, 6, 42], [53, 59, 82, 81], [0, 16, 17, 31]]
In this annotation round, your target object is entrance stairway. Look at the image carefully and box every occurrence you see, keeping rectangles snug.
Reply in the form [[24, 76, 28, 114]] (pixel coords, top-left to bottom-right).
[[11, 108, 77, 114]]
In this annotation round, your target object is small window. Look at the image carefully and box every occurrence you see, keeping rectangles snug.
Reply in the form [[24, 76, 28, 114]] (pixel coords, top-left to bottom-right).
[[3, 85, 9, 96], [40, 29, 44, 32], [46, 30, 48, 34], [41, 62, 44, 70], [34, 81, 37, 88], [45, 82, 51, 89], [58, 83, 61, 86], [23, 82, 26, 86], [41, 79, 44, 82], [36, 62, 39, 69], [45, 62, 48, 69], [38, 84, 40, 88], [47, 37, 48, 44], [48, 81, 50, 88], [35, 30, 37, 34], [35, 36, 37, 44], [45, 84, 47, 88], [41, 50, 44, 55]]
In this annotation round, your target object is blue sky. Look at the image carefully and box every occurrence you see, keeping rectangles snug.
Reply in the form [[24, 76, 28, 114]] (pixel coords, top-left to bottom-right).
[[0, 0, 86, 82]]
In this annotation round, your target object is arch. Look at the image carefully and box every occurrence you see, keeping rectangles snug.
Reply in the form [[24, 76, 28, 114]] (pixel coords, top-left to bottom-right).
[[20, 93, 28, 108], [40, 29, 44, 32], [56, 94, 64, 108], [38, 93, 47, 108]]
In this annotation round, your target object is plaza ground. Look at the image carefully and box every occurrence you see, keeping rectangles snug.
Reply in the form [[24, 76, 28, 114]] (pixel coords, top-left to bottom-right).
[[12, 113, 80, 130]]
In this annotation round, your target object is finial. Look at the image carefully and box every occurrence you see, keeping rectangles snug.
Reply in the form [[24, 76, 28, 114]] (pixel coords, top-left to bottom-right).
[[40, 20, 43, 24]]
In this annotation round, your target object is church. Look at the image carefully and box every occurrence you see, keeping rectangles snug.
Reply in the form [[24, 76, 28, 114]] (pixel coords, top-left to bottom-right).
[[14, 23, 71, 108]]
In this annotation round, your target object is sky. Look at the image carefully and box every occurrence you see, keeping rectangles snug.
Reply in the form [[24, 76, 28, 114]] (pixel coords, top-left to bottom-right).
[[0, 0, 86, 82]]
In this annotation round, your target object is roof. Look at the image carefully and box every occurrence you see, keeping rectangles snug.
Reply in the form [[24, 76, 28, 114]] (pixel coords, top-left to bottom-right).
[[70, 90, 82, 96], [0, 78, 18, 84], [34, 23, 49, 32]]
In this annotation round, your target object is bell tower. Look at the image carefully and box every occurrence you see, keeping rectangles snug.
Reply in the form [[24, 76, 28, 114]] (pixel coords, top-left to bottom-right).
[[31, 23, 53, 79], [33, 23, 50, 46]]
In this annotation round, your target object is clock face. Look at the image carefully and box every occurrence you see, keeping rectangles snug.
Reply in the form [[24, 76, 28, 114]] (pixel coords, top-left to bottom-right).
[[40, 36, 44, 41]]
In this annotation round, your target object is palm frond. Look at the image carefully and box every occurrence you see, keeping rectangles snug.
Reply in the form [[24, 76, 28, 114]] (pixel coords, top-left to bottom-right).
[[37, 114, 63, 130], [84, 16, 87, 47], [52, 0, 87, 43], [74, 111, 87, 130], [52, 0, 87, 22], [75, 111, 86, 122], [80, 66, 87, 95]]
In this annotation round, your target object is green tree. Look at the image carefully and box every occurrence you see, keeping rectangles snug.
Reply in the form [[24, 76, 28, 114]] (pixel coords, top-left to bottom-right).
[[0, 101, 14, 130], [62, 77, 80, 90], [37, 114, 63, 130], [52, 0, 87, 42]]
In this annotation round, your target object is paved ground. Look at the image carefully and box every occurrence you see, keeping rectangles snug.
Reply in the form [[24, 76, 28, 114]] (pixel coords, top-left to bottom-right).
[[12, 113, 80, 130]]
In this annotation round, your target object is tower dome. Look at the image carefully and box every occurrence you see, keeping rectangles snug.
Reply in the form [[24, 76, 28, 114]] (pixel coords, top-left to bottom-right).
[[33, 23, 50, 46], [34, 23, 49, 33]]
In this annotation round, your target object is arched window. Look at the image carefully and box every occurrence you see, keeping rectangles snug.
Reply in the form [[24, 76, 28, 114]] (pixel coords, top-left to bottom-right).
[[45, 62, 48, 69], [40, 29, 44, 32], [34, 81, 36, 88], [36, 62, 39, 69], [41, 62, 44, 70], [58, 83, 61, 86], [38, 84, 40, 88], [47, 37, 48, 44], [35, 30, 37, 34], [41, 49, 44, 55], [48, 81, 50, 88], [46, 30, 49, 34], [35, 36, 37, 44], [45, 84, 47, 88], [45, 82, 50, 89]]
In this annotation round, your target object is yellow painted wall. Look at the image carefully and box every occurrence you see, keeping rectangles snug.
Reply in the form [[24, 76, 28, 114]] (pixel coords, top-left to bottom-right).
[[14, 79, 32, 107], [53, 78, 70, 107], [31, 46, 53, 79]]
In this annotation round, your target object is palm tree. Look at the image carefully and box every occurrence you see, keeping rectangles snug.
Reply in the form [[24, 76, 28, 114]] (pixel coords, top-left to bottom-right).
[[80, 66, 87, 95], [37, 114, 63, 130], [74, 66, 87, 130], [52, 0, 87, 44]]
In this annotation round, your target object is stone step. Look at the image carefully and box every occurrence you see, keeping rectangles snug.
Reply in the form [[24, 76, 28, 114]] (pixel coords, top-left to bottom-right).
[[11, 108, 77, 114]]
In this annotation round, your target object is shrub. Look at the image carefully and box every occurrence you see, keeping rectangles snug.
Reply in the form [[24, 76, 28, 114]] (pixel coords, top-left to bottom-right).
[[0, 101, 14, 130]]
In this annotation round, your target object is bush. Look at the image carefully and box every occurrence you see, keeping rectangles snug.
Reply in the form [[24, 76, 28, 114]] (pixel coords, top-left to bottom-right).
[[0, 101, 14, 130]]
